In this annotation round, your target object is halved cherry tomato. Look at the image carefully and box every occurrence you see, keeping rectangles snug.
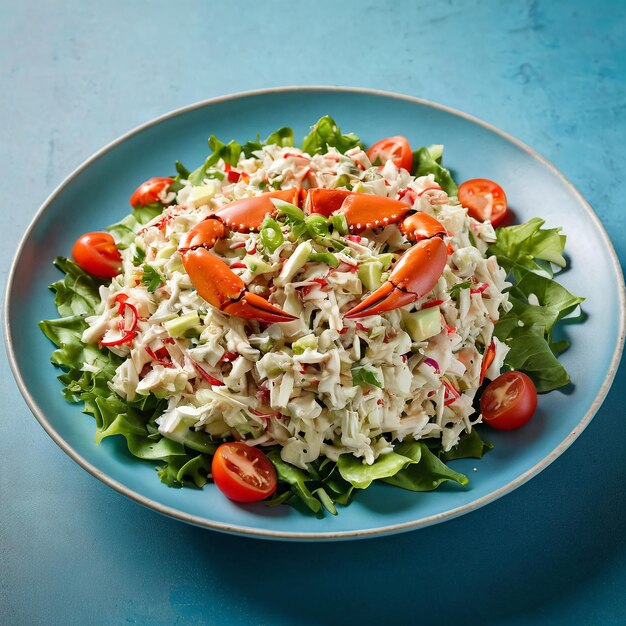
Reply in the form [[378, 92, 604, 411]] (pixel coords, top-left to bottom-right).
[[458, 178, 508, 227], [366, 136, 413, 172], [212, 442, 277, 502], [480, 371, 537, 430], [129, 177, 174, 208], [72, 231, 122, 278]]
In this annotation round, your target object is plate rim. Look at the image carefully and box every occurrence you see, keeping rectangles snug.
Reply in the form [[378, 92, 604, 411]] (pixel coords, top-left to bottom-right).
[[5, 85, 625, 541]]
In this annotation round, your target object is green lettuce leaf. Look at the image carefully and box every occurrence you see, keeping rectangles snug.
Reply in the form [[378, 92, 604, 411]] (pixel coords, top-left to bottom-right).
[[440, 429, 493, 461], [108, 205, 162, 248], [489, 219, 585, 392], [39, 258, 213, 488], [188, 135, 243, 185], [488, 217, 566, 276], [243, 127, 294, 157], [267, 450, 322, 514], [301, 115, 362, 155], [337, 451, 413, 489], [412, 146, 458, 196], [384, 442, 469, 491]]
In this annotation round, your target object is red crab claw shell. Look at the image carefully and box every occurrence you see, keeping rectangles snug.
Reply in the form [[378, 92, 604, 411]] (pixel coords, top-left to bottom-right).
[[339, 194, 412, 233], [306, 188, 352, 216], [345, 237, 448, 319], [215, 188, 300, 232], [399, 212, 447, 242], [180, 218, 227, 250], [223, 292, 298, 324], [180, 226, 295, 324]]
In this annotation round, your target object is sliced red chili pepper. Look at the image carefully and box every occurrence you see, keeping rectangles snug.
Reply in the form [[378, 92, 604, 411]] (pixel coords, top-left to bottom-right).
[[145, 346, 172, 367], [101, 294, 138, 346], [355, 322, 369, 332], [300, 277, 328, 297], [417, 186, 442, 197], [192, 361, 224, 386], [398, 188, 418, 206], [442, 378, 461, 406], [338, 261, 358, 273], [230, 262, 247, 269], [347, 235, 362, 243], [100, 330, 135, 347], [339, 327, 349, 335], [221, 351, 238, 362], [479, 340, 497, 384], [230, 242, 246, 250], [421, 299, 444, 309], [470, 283, 489, 295], [256, 385, 270, 404]]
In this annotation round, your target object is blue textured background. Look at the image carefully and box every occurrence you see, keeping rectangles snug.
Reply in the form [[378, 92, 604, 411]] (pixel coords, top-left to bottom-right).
[[1, 0, 625, 624]]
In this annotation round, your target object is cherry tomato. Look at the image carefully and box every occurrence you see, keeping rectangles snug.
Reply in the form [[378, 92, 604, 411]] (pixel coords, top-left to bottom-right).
[[129, 177, 174, 208], [458, 178, 508, 227], [480, 371, 538, 431], [366, 136, 413, 172], [72, 231, 122, 278], [212, 442, 277, 502]]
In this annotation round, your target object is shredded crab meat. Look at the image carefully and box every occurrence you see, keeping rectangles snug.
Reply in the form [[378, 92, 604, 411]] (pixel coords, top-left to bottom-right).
[[82, 144, 511, 469]]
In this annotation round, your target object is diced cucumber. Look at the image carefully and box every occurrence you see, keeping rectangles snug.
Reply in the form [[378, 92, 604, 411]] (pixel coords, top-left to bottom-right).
[[164, 311, 202, 338], [156, 243, 177, 260], [188, 183, 216, 207], [292, 333, 318, 355], [402, 306, 442, 342], [358, 261, 383, 291], [377, 253, 396, 270]]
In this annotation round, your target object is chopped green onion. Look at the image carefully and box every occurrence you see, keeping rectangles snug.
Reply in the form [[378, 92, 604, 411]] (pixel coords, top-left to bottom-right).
[[308, 252, 340, 268], [260, 217, 284, 253], [277, 202, 305, 223], [330, 214, 349, 235], [305, 214, 330, 239]]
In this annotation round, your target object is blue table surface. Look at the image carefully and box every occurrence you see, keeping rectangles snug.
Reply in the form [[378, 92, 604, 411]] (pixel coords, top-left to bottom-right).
[[2, 0, 625, 623]]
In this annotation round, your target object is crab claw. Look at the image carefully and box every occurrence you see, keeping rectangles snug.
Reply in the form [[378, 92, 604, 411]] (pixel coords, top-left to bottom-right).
[[223, 292, 297, 323], [306, 188, 352, 216], [345, 237, 448, 319], [180, 221, 295, 323], [215, 188, 300, 232], [399, 212, 447, 241]]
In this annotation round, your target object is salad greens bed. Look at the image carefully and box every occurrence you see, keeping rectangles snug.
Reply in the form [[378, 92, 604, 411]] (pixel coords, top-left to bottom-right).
[[39, 116, 584, 516]]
